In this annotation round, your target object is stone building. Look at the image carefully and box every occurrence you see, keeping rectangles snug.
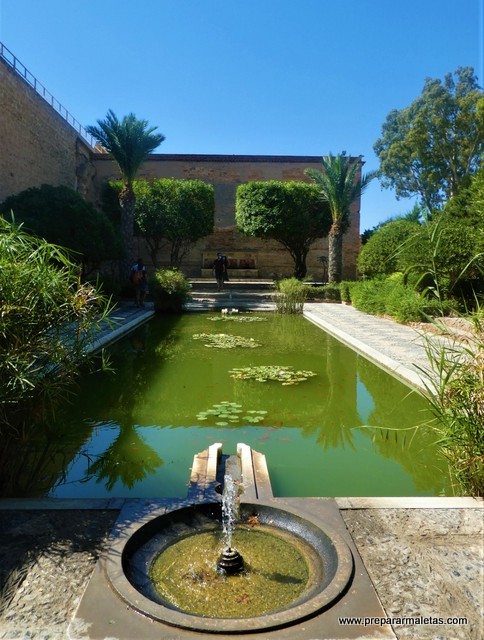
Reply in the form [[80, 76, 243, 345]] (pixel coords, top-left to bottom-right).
[[0, 43, 362, 279]]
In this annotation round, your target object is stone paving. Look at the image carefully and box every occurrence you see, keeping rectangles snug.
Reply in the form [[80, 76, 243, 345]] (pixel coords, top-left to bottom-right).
[[0, 297, 482, 639], [303, 303, 437, 393]]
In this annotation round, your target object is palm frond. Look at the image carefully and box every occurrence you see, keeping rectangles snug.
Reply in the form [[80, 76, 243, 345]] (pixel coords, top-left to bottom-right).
[[86, 110, 165, 183]]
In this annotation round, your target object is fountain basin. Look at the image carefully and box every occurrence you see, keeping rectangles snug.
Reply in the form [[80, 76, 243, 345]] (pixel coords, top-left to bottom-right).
[[107, 501, 354, 633]]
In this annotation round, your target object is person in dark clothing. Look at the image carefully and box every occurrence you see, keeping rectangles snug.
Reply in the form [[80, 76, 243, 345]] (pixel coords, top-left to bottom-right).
[[131, 258, 147, 307], [213, 252, 228, 291]]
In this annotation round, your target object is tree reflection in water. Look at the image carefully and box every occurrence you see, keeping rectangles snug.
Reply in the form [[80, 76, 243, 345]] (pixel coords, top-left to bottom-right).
[[86, 422, 162, 490]]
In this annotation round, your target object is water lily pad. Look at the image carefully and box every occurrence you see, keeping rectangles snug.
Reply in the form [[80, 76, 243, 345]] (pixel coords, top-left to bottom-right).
[[229, 365, 316, 385], [193, 333, 261, 349], [207, 315, 268, 323], [215, 421, 229, 426]]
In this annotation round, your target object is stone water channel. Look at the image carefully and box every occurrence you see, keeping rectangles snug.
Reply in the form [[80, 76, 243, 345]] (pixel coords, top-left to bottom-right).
[[0, 297, 482, 639]]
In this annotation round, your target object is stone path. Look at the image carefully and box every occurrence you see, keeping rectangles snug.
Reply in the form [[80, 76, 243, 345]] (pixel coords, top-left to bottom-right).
[[304, 303, 437, 392]]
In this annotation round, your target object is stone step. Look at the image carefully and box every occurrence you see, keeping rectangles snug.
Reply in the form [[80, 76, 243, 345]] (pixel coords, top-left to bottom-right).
[[189, 278, 274, 293]]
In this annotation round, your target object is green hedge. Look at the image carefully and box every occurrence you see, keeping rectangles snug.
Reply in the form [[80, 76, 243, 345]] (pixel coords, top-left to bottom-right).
[[304, 284, 341, 301], [150, 268, 191, 313], [348, 275, 458, 322]]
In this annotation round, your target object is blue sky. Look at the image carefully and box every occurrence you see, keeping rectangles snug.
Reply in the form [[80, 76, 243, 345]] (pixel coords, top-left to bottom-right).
[[1, 0, 482, 230]]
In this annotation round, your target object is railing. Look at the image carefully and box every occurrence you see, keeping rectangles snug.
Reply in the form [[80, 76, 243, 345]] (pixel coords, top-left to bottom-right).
[[0, 41, 106, 151]]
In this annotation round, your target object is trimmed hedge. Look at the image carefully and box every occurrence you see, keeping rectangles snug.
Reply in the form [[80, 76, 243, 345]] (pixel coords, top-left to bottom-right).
[[150, 268, 191, 313]]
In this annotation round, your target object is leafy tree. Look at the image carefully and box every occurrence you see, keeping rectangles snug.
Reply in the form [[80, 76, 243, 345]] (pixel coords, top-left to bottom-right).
[[0, 184, 121, 275], [358, 219, 420, 277], [0, 218, 112, 437], [305, 153, 376, 283], [86, 110, 164, 277], [374, 67, 484, 211], [235, 180, 331, 279], [134, 178, 215, 267]]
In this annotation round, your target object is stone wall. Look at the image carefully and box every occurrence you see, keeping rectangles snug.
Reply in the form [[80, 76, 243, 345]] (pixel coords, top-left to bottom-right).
[[0, 57, 93, 204], [92, 154, 362, 279], [0, 52, 361, 280]]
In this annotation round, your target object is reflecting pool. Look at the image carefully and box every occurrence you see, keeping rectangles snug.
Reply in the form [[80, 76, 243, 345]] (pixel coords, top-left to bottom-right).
[[15, 312, 453, 497]]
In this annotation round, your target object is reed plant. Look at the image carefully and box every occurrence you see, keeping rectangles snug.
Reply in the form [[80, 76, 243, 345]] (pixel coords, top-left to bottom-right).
[[421, 308, 484, 496], [273, 278, 308, 314], [0, 218, 112, 438]]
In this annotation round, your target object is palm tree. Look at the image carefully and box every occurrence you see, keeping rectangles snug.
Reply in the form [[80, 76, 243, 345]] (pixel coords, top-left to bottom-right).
[[306, 153, 376, 283], [86, 110, 164, 278]]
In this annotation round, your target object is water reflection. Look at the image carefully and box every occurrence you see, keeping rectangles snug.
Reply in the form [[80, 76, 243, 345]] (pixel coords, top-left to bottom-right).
[[3, 313, 452, 497], [85, 422, 163, 490]]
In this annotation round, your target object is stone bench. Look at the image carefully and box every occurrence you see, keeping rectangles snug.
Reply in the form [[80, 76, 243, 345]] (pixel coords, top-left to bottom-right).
[[201, 252, 258, 278]]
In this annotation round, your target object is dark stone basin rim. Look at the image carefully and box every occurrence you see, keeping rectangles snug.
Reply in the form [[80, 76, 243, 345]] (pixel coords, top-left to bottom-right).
[[105, 502, 354, 633]]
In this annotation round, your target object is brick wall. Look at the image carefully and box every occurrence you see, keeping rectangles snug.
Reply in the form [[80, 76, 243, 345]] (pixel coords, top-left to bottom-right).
[[0, 57, 93, 204], [93, 154, 362, 279]]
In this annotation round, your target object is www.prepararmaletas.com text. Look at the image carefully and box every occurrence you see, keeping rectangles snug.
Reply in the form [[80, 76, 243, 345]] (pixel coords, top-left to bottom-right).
[[339, 615, 468, 627]]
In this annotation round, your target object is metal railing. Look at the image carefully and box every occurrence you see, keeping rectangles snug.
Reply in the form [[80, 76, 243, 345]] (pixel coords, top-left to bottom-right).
[[0, 41, 105, 151]]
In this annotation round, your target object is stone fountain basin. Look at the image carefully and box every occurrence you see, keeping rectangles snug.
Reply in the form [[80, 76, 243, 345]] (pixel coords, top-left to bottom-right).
[[106, 501, 354, 634]]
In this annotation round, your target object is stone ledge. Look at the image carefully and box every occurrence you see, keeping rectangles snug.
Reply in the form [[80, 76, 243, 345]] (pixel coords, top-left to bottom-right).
[[201, 268, 259, 278]]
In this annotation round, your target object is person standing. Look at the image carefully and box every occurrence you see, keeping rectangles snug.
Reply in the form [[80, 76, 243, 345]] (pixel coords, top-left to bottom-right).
[[131, 258, 147, 307], [213, 252, 228, 292]]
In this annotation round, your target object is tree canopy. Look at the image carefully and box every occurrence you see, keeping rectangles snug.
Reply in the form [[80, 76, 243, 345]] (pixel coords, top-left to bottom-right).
[[134, 178, 215, 267], [0, 184, 121, 274], [86, 110, 164, 186], [235, 180, 331, 279], [374, 67, 484, 211]]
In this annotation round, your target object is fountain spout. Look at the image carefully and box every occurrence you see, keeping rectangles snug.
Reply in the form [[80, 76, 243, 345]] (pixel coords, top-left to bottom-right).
[[217, 474, 244, 574], [217, 546, 244, 574]]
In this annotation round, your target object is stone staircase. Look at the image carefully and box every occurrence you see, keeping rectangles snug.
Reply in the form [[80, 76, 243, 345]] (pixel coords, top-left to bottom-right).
[[187, 279, 276, 310], [189, 278, 274, 293]]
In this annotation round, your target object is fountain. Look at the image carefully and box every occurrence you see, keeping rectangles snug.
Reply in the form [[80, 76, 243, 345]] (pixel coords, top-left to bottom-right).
[[217, 474, 244, 574], [69, 443, 394, 639]]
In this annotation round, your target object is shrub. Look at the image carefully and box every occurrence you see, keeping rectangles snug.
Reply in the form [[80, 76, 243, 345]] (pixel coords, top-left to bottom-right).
[[398, 216, 484, 301], [0, 185, 122, 275], [422, 311, 484, 496], [150, 268, 191, 313], [339, 281, 353, 303], [0, 218, 111, 437], [273, 278, 308, 314], [349, 278, 389, 316], [357, 219, 420, 277], [304, 284, 341, 301], [385, 284, 423, 322], [349, 276, 448, 323]]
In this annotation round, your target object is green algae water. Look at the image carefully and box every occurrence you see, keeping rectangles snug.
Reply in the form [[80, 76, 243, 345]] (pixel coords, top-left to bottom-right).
[[12, 312, 452, 497], [150, 526, 309, 618]]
